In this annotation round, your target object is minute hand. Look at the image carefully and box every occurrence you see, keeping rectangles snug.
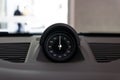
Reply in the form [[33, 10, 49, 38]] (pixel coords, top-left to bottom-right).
[[58, 36, 62, 50]]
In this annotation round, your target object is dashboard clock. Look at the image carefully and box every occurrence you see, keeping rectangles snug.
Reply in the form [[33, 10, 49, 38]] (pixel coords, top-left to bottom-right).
[[40, 23, 80, 62], [44, 32, 76, 62]]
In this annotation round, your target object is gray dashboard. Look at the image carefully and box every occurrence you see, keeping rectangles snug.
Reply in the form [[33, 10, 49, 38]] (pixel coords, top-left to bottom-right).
[[0, 34, 120, 80]]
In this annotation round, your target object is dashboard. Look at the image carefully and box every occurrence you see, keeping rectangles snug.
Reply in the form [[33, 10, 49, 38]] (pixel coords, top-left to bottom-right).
[[0, 23, 120, 80]]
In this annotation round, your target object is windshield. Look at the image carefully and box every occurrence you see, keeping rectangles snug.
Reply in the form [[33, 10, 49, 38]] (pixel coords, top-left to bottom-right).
[[0, 0, 68, 33], [0, 0, 120, 34]]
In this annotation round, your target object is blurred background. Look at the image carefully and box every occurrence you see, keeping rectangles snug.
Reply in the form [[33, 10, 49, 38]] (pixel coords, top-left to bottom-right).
[[0, 0, 68, 33], [1, 0, 120, 33]]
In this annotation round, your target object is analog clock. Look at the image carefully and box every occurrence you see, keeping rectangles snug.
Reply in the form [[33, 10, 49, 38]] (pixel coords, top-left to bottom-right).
[[40, 23, 80, 62], [44, 32, 76, 62]]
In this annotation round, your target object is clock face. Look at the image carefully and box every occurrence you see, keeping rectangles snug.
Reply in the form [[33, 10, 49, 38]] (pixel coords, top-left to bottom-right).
[[43, 32, 76, 62]]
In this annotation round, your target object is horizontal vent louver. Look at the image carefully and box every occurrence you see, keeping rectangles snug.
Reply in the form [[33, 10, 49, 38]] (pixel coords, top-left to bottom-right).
[[0, 43, 30, 63], [89, 43, 120, 63]]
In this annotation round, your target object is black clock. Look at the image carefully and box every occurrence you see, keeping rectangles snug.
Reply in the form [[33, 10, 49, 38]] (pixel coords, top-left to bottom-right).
[[40, 23, 80, 62], [44, 32, 76, 62]]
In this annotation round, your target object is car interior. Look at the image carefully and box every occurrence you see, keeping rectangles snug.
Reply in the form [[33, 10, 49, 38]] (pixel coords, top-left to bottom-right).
[[0, 0, 120, 80]]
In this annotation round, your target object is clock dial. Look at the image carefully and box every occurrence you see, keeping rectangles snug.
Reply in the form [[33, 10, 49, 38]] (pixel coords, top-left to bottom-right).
[[44, 32, 76, 62]]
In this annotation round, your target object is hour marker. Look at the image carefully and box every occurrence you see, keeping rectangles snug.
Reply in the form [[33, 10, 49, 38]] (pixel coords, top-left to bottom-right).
[[53, 37, 57, 40], [67, 41, 70, 43], [50, 41, 53, 43], [68, 46, 71, 48], [48, 46, 52, 48], [53, 54, 57, 56], [50, 50, 53, 53], [67, 50, 70, 53], [63, 54, 67, 56], [64, 37, 66, 40], [58, 56, 62, 58]]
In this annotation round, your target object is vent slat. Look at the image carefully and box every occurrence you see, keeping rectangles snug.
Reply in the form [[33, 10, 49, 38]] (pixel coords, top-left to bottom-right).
[[89, 43, 120, 63], [0, 43, 30, 63]]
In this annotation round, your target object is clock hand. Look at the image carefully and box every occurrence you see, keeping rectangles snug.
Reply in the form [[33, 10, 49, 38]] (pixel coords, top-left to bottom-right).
[[58, 35, 62, 50]]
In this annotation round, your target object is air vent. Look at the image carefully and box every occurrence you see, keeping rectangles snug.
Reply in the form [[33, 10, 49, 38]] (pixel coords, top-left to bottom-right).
[[0, 43, 30, 63], [89, 43, 120, 63]]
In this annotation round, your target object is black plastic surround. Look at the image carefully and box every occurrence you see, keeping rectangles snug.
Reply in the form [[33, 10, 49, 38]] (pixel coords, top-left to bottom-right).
[[40, 23, 80, 62]]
